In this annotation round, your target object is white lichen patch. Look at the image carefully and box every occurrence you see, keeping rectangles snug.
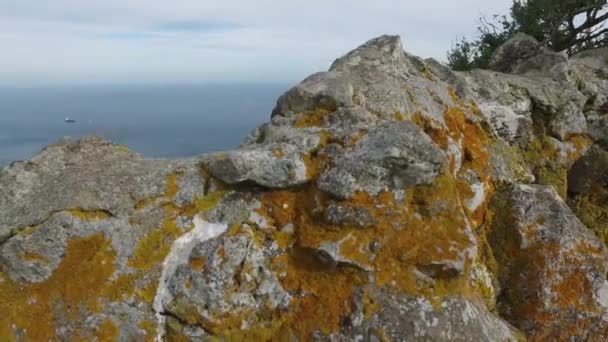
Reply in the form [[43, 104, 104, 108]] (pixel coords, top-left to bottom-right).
[[595, 280, 608, 321], [477, 103, 530, 143], [466, 182, 486, 212], [153, 216, 228, 342]]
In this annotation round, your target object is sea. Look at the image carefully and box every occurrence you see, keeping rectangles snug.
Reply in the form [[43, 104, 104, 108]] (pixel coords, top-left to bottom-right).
[[0, 83, 289, 166]]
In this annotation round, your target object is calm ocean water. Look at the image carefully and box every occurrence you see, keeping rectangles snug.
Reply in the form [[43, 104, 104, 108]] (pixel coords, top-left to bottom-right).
[[0, 83, 289, 166]]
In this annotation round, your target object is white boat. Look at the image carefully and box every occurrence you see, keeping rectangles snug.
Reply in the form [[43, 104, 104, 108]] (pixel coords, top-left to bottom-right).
[[64, 117, 76, 123]]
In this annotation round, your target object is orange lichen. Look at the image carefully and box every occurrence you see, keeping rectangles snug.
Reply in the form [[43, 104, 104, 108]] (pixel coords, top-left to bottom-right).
[[348, 129, 368, 145], [293, 108, 331, 128], [273, 230, 295, 250], [287, 170, 477, 307], [128, 216, 182, 270], [279, 248, 366, 336], [302, 152, 327, 180], [572, 183, 608, 245], [0, 234, 117, 340], [138, 320, 157, 342], [272, 149, 285, 158], [488, 188, 608, 340], [394, 111, 406, 122], [447, 87, 465, 107], [257, 191, 298, 228], [95, 319, 119, 342], [362, 288, 380, 319], [67, 209, 111, 220], [411, 111, 449, 149], [166, 173, 180, 199], [189, 257, 206, 271], [19, 251, 49, 264]]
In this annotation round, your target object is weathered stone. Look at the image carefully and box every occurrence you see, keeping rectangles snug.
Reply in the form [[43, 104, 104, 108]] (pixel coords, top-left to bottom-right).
[[490, 33, 568, 75], [323, 288, 523, 342], [2, 34, 608, 341], [161, 223, 290, 336], [490, 184, 608, 340], [323, 203, 375, 228], [318, 121, 445, 198], [0, 136, 192, 243], [549, 101, 587, 140], [490, 33, 542, 73], [587, 111, 608, 146], [568, 145, 608, 195], [203, 145, 309, 188], [272, 72, 354, 117], [571, 48, 608, 112]]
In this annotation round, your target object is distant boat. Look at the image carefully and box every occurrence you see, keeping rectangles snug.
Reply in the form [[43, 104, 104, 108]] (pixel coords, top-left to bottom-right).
[[64, 117, 76, 123]]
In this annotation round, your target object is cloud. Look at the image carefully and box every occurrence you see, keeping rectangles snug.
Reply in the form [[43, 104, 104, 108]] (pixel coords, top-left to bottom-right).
[[0, 0, 513, 84], [155, 20, 242, 32]]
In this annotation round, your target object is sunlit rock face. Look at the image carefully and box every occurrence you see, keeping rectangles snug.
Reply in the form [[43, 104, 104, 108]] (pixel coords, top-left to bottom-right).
[[2, 34, 608, 341]]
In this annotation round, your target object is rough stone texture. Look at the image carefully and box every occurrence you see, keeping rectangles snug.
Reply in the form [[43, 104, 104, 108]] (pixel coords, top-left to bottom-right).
[[568, 145, 608, 195], [587, 111, 608, 147], [572, 48, 608, 114], [317, 121, 445, 198], [0, 137, 188, 242], [549, 101, 587, 140], [163, 224, 290, 337], [490, 33, 568, 76], [324, 288, 523, 342], [203, 144, 310, 188], [490, 184, 608, 340], [2, 34, 608, 341], [323, 203, 375, 228]]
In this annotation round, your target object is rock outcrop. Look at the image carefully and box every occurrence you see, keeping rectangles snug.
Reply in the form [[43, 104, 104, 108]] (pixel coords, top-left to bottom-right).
[[1, 34, 608, 341]]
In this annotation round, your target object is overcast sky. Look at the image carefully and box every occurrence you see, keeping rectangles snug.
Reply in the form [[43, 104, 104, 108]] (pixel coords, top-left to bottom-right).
[[0, 0, 511, 85]]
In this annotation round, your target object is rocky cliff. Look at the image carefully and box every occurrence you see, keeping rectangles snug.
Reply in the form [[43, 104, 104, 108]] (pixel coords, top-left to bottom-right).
[[1, 34, 608, 341]]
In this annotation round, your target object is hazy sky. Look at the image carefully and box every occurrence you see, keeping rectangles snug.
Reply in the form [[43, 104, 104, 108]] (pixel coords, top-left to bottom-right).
[[0, 0, 511, 85]]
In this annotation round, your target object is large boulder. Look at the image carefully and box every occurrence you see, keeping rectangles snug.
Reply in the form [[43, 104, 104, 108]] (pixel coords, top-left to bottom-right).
[[490, 184, 608, 340], [489, 32, 568, 75], [317, 121, 445, 198], [2, 34, 608, 341]]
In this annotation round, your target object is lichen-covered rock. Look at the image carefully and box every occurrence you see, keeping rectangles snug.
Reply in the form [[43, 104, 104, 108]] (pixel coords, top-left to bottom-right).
[[0, 137, 186, 242], [490, 33, 568, 76], [571, 48, 608, 113], [2, 34, 608, 341], [549, 101, 587, 140], [323, 203, 375, 228], [318, 121, 445, 198], [203, 144, 310, 188], [490, 184, 608, 340], [568, 144, 608, 195], [0, 137, 220, 340], [323, 287, 523, 342]]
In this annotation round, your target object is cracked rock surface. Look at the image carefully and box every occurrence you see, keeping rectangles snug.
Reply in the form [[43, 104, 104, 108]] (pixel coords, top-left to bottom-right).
[[2, 34, 608, 341]]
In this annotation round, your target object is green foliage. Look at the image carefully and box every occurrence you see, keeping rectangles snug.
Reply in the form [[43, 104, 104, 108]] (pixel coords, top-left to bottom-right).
[[447, 38, 475, 71], [448, 0, 608, 70]]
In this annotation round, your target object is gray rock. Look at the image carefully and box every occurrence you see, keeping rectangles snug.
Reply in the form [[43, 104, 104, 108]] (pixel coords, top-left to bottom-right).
[[0, 212, 138, 283], [490, 184, 608, 340], [163, 224, 290, 333], [318, 121, 445, 198], [587, 111, 608, 146], [323, 203, 375, 228], [571, 47, 608, 112], [272, 72, 354, 117], [490, 33, 568, 75], [490, 33, 542, 73], [324, 288, 523, 342], [203, 144, 309, 188], [3, 34, 608, 341], [568, 145, 608, 195], [0, 136, 193, 243], [549, 101, 587, 140]]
